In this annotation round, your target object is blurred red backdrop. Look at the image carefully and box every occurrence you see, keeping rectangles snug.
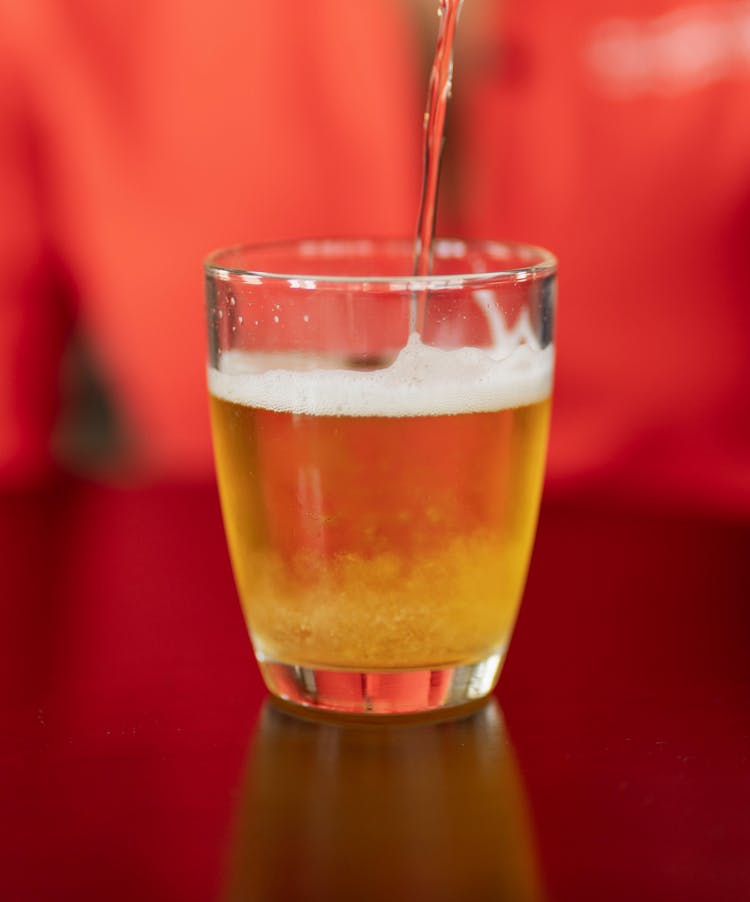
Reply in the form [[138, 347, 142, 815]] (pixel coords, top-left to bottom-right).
[[1, 4, 749, 896]]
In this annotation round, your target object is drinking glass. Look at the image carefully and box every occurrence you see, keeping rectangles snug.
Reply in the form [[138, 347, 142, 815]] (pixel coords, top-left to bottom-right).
[[205, 238, 556, 714]]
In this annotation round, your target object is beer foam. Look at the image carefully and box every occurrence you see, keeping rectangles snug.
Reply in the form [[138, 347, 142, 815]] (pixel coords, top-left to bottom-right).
[[208, 335, 553, 417]]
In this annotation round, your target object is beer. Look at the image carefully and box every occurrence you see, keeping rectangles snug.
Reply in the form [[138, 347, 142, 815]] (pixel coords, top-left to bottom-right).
[[208, 335, 552, 672]]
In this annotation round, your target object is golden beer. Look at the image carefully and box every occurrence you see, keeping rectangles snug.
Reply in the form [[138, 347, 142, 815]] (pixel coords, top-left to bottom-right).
[[208, 339, 551, 672]]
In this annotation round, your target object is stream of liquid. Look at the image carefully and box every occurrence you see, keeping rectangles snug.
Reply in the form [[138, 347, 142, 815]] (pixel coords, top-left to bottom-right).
[[412, 0, 464, 331]]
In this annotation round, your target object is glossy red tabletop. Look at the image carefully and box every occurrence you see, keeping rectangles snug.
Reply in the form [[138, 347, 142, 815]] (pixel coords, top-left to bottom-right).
[[2, 483, 748, 901]]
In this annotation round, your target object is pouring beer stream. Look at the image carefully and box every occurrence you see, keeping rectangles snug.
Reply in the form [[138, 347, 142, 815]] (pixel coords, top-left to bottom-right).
[[412, 0, 465, 332]]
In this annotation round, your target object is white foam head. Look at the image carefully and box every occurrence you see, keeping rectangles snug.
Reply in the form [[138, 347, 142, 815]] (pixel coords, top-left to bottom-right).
[[208, 333, 553, 417]]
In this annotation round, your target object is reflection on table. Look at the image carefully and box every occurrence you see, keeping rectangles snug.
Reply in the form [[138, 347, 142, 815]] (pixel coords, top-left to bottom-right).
[[225, 700, 545, 902]]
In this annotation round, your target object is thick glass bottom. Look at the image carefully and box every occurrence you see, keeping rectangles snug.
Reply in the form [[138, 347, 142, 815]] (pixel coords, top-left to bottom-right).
[[256, 649, 504, 715]]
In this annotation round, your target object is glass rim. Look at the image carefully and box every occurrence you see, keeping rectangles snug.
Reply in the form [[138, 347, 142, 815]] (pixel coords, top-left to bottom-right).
[[204, 237, 557, 287]]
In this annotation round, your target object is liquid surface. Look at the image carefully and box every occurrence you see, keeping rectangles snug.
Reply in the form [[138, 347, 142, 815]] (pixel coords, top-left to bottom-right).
[[209, 334, 553, 417]]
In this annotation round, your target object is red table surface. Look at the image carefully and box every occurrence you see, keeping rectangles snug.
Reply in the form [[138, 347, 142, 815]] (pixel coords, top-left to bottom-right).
[[1, 481, 748, 901]]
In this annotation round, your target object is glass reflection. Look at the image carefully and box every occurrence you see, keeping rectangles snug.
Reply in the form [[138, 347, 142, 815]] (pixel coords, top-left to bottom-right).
[[224, 700, 546, 901]]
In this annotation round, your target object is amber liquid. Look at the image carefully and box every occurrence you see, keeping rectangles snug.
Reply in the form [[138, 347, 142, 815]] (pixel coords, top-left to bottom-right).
[[210, 393, 550, 670]]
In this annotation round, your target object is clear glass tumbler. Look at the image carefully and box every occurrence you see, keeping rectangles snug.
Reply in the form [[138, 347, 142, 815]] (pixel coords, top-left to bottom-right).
[[205, 238, 556, 714]]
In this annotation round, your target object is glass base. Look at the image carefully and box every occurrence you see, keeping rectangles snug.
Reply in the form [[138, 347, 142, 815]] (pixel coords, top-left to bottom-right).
[[257, 650, 504, 716]]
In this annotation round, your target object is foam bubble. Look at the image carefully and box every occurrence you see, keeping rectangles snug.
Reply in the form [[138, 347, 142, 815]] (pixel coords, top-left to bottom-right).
[[208, 334, 553, 417]]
